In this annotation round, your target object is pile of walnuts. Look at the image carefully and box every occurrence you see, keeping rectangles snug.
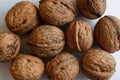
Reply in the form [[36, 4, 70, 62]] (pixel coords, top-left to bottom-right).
[[0, 0, 119, 80]]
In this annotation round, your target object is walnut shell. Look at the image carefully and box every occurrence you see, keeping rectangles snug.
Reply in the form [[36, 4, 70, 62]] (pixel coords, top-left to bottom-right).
[[10, 54, 44, 80], [0, 32, 21, 62], [94, 15, 120, 53], [77, 0, 106, 19], [82, 49, 116, 80], [46, 52, 79, 80], [66, 20, 93, 52], [39, 0, 76, 26], [5, 1, 40, 35], [27, 25, 65, 58]]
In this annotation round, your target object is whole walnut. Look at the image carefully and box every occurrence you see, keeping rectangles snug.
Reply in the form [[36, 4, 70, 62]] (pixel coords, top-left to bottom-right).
[[66, 20, 93, 52], [77, 0, 106, 19], [27, 25, 65, 58], [0, 32, 21, 62], [5, 1, 40, 35], [94, 15, 120, 53], [10, 54, 44, 80], [39, 0, 76, 26], [46, 52, 79, 80], [82, 49, 116, 80]]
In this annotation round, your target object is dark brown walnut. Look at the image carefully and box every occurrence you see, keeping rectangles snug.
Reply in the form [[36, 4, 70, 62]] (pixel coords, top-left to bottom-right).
[[94, 15, 120, 53], [39, 0, 76, 26], [77, 0, 106, 19], [66, 20, 93, 52], [46, 52, 79, 80], [5, 1, 40, 35], [0, 32, 21, 62], [27, 25, 65, 58], [82, 49, 116, 80], [10, 54, 44, 80]]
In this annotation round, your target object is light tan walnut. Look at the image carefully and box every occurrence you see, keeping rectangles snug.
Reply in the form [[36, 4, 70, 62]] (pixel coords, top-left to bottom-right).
[[5, 1, 40, 35], [0, 32, 21, 62], [10, 54, 44, 80]]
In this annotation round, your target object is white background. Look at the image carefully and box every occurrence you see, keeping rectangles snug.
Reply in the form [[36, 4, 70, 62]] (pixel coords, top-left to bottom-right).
[[0, 0, 120, 80]]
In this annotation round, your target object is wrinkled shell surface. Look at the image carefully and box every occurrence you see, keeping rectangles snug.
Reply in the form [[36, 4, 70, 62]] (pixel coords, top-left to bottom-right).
[[82, 49, 116, 80], [94, 15, 120, 53], [10, 54, 44, 80], [39, 0, 76, 26], [66, 20, 93, 52], [27, 25, 65, 58], [5, 1, 40, 35], [77, 0, 106, 19], [46, 52, 79, 80], [0, 32, 21, 62]]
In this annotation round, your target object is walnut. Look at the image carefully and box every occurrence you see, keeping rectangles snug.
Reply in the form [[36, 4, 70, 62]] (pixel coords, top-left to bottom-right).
[[5, 1, 40, 35], [0, 32, 21, 62], [27, 25, 65, 58], [77, 0, 106, 19], [46, 52, 79, 80], [66, 20, 93, 52], [10, 54, 44, 80], [94, 15, 120, 53], [82, 49, 116, 80], [39, 0, 76, 26]]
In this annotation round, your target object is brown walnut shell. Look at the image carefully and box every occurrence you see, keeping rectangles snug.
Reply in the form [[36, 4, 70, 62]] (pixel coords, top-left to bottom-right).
[[46, 52, 79, 80], [10, 54, 44, 80], [82, 49, 116, 80], [77, 0, 106, 19], [5, 1, 40, 35], [0, 32, 21, 62], [27, 25, 65, 58], [39, 0, 76, 26], [66, 20, 93, 52], [94, 15, 120, 53]]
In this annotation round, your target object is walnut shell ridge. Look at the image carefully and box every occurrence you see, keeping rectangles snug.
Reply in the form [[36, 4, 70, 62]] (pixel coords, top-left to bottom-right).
[[66, 20, 93, 52]]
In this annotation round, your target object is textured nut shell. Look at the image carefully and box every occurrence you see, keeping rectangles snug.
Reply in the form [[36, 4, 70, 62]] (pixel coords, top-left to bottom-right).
[[5, 1, 40, 35], [39, 0, 76, 26], [66, 20, 93, 52], [94, 15, 120, 53], [0, 32, 21, 62], [10, 54, 44, 80], [46, 52, 79, 80], [82, 49, 116, 80], [27, 25, 65, 58], [77, 0, 106, 19]]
